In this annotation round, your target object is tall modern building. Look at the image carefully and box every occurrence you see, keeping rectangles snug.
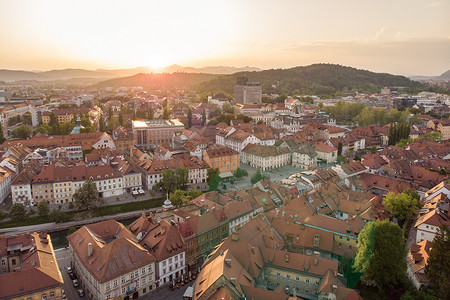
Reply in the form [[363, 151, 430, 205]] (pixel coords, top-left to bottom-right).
[[132, 119, 184, 150], [234, 75, 262, 104]]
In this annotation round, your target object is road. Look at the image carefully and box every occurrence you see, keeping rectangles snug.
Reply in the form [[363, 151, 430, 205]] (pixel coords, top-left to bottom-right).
[[55, 248, 193, 300]]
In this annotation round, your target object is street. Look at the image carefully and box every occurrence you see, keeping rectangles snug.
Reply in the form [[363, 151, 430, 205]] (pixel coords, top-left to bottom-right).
[[55, 248, 193, 300]]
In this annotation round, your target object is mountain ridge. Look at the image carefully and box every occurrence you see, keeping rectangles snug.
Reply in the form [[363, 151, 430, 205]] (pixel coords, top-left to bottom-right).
[[0, 65, 262, 82]]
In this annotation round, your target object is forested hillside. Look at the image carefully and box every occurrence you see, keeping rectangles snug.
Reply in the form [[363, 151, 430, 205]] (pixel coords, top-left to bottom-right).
[[194, 64, 425, 96]]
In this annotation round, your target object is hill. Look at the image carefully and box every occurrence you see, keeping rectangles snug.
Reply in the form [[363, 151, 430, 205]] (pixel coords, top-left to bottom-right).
[[0, 65, 261, 82], [93, 72, 218, 89], [438, 70, 450, 80], [193, 64, 426, 96]]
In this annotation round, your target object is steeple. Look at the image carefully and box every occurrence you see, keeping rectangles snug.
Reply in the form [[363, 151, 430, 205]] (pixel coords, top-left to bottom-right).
[[162, 193, 173, 209]]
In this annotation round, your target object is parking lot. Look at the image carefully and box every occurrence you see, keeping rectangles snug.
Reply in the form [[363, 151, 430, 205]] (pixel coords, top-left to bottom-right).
[[55, 248, 193, 300]]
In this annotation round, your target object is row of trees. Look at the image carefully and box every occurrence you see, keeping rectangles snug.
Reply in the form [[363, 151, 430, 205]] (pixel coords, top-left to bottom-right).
[[388, 123, 411, 146]]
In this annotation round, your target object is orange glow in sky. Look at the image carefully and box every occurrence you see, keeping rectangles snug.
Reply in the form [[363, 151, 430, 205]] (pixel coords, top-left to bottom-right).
[[0, 0, 449, 75]]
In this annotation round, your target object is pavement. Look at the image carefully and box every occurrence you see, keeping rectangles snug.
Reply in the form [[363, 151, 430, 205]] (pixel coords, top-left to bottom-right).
[[55, 248, 193, 300]]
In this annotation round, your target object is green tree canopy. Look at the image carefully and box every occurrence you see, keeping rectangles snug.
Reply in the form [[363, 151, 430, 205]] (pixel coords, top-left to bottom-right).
[[0, 123, 6, 144], [153, 167, 189, 195], [207, 168, 220, 184], [383, 191, 420, 227], [67, 226, 77, 236], [251, 168, 264, 184], [9, 203, 27, 221], [354, 220, 406, 290], [73, 180, 104, 211], [169, 190, 189, 207], [37, 201, 50, 217], [186, 189, 203, 200], [425, 225, 450, 299], [11, 124, 31, 139]]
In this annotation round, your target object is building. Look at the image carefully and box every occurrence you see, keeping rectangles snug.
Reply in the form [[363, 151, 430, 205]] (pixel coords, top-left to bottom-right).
[[132, 119, 185, 150], [241, 144, 291, 171], [1, 132, 116, 153], [313, 142, 338, 163], [31, 164, 124, 205], [112, 126, 134, 152], [407, 240, 432, 290], [0, 166, 12, 204], [41, 108, 91, 125], [0, 232, 64, 300], [11, 162, 42, 206], [203, 146, 240, 174], [234, 75, 262, 105], [128, 214, 186, 287], [292, 146, 318, 169], [67, 220, 157, 300], [137, 155, 208, 191]]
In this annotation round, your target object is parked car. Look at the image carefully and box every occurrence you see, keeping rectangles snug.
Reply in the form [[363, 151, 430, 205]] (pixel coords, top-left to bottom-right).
[[69, 272, 76, 280], [66, 266, 73, 274], [77, 289, 85, 297], [62, 289, 66, 299], [72, 279, 79, 287]]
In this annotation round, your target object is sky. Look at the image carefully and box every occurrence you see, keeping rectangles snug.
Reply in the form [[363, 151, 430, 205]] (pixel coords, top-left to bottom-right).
[[0, 0, 449, 76]]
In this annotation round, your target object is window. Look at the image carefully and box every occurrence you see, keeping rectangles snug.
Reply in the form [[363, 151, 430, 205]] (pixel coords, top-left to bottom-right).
[[49, 291, 55, 298], [42, 294, 47, 300], [142, 267, 146, 275], [114, 279, 118, 287], [106, 283, 110, 290], [121, 276, 126, 283]]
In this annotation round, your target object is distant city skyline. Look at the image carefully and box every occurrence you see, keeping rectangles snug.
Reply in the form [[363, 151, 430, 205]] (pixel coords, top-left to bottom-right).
[[0, 0, 449, 76]]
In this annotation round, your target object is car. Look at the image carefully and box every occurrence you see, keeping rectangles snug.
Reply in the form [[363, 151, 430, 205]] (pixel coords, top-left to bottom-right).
[[69, 272, 76, 280], [72, 279, 79, 287], [66, 266, 73, 274], [77, 289, 85, 297], [62, 289, 66, 299]]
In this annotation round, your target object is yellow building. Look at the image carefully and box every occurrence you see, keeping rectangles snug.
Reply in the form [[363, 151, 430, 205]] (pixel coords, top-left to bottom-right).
[[42, 108, 91, 125], [0, 232, 64, 300], [203, 146, 240, 173]]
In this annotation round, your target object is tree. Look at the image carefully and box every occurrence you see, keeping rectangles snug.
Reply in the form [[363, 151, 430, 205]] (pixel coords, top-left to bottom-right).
[[108, 107, 113, 119], [148, 107, 154, 120], [9, 203, 27, 221], [251, 168, 264, 184], [67, 226, 77, 236], [0, 123, 6, 144], [202, 109, 206, 126], [49, 112, 58, 126], [49, 208, 67, 223], [235, 168, 248, 178], [11, 124, 31, 139], [23, 112, 32, 125], [208, 174, 221, 192], [73, 180, 104, 211], [337, 142, 343, 156], [187, 108, 192, 128], [153, 167, 190, 195], [169, 190, 188, 207], [99, 115, 106, 132], [370, 145, 377, 154], [207, 168, 220, 184], [34, 124, 51, 135], [383, 192, 420, 227], [425, 225, 450, 299], [186, 189, 203, 200], [37, 201, 49, 217], [0, 210, 7, 221], [119, 111, 124, 126], [353, 220, 406, 290]]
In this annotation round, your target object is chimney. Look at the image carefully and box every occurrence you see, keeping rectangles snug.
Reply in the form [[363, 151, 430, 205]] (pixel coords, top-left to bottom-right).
[[314, 258, 318, 266], [314, 234, 320, 248], [251, 247, 255, 254], [225, 258, 231, 267], [88, 242, 93, 257], [270, 229, 274, 240], [161, 227, 166, 235], [285, 254, 289, 263], [296, 235, 300, 244]]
